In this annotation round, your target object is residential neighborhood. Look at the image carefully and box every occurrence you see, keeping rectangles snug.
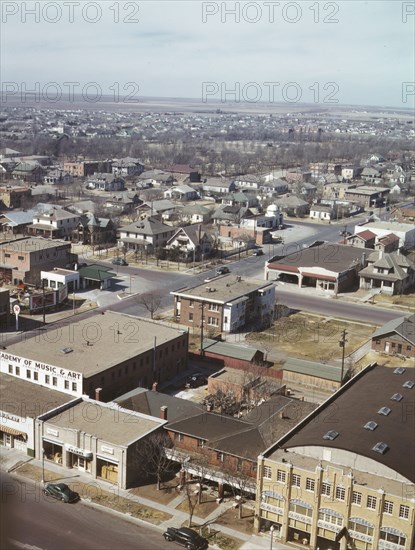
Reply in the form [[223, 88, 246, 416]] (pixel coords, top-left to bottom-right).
[[0, 98, 414, 550]]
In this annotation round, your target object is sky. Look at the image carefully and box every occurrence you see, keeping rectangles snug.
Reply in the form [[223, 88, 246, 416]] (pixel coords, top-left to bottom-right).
[[1, 0, 414, 108]]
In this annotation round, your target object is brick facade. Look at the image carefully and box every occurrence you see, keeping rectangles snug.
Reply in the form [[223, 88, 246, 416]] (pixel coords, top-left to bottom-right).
[[371, 334, 415, 358]]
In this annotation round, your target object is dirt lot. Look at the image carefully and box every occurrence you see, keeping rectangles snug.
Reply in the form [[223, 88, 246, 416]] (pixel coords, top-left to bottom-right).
[[215, 505, 256, 536], [373, 293, 415, 310], [247, 313, 375, 363], [129, 479, 180, 505], [176, 493, 220, 519], [354, 351, 414, 371]]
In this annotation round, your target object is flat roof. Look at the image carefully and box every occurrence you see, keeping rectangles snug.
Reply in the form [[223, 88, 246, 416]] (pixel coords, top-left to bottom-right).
[[3, 312, 187, 378], [45, 398, 164, 445], [364, 221, 415, 233], [172, 275, 274, 303], [0, 237, 69, 252], [0, 372, 74, 418], [203, 339, 261, 361]]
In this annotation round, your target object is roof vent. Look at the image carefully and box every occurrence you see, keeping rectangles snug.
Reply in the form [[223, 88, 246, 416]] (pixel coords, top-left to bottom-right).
[[364, 421, 378, 431], [393, 367, 405, 375], [372, 442, 388, 455], [391, 393, 403, 402], [323, 430, 339, 441], [61, 347, 73, 354], [378, 407, 391, 416], [403, 381, 414, 389]]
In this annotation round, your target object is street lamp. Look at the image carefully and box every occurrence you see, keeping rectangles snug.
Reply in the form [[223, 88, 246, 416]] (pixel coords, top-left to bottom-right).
[[41, 448, 45, 483], [270, 525, 275, 550]]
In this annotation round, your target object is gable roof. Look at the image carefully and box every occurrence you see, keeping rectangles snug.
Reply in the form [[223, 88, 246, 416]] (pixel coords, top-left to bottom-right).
[[371, 314, 415, 345], [120, 216, 174, 236], [353, 230, 377, 241], [283, 357, 344, 382]]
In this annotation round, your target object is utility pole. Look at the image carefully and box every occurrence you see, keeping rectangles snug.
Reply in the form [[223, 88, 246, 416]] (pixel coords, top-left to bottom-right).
[[200, 301, 205, 357], [339, 329, 348, 386], [42, 279, 46, 326]]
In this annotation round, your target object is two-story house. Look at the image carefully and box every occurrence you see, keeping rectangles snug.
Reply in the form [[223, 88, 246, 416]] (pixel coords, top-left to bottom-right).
[[118, 217, 175, 253], [172, 274, 275, 333], [28, 208, 81, 239], [165, 225, 212, 261], [111, 157, 144, 177], [358, 251, 415, 295], [86, 173, 125, 192]]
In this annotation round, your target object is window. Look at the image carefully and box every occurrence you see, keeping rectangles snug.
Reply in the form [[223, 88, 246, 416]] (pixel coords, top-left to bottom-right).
[[26, 370, 31, 379], [64, 380, 70, 390], [383, 500, 393, 514], [292, 474, 301, 487], [263, 466, 272, 479], [208, 303, 219, 311], [380, 530, 406, 546], [352, 492, 362, 506], [33, 372, 38, 381], [175, 433, 183, 442], [45, 375, 50, 384], [407, 345, 412, 351], [306, 478, 315, 492], [277, 470, 286, 483], [16, 367, 20, 376], [52, 377, 57, 386], [189, 312, 193, 321], [348, 519, 373, 537], [290, 501, 313, 518], [399, 505, 409, 519], [72, 382, 77, 392], [318, 510, 343, 527], [189, 300, 194, 308], [208, 317, 219, 326], [336, 486, 345, 501], [18, 255, 24, 260], [197, 439, 205, 448], [8, 365, 12, 374], [367, 495, 377, 510], [322, 482, 331, 497], [217, 452, 225, 462]]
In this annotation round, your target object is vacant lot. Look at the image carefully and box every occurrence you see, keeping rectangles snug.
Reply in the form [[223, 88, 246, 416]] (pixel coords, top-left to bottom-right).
[[248, 313, 375, 363]]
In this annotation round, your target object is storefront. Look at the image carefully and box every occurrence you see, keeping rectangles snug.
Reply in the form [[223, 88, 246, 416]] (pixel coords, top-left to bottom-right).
[[0, 425, 27, 451], [36, 397, 166, 489]]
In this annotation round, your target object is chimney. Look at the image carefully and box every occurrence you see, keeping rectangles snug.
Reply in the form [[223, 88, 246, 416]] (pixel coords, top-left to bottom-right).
[[378, 249, 383, 259], [95, 387, 102, 401], [361, 252, 366, 267], [160, 406, 168, 420], [152, 382, 158, 392]]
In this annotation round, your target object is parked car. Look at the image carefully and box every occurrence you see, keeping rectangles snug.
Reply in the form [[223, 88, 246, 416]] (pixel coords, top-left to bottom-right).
[[252, 249, 264, 256], [163, 527, 209, 550], [339, 230, 351, 237], [42, 483, 80, 503], [112, 257, 128, 266], [185, 373, 207, 388], [215, 266, 229, 275]]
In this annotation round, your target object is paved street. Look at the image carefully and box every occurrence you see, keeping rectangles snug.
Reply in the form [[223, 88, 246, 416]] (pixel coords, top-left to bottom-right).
[[1, 473, 170, 550]]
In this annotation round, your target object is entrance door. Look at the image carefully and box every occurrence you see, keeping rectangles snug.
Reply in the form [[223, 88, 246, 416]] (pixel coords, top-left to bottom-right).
[[385, 342, 390, 353], [77, 457, 86, 471], [4, 434, 12, 447]]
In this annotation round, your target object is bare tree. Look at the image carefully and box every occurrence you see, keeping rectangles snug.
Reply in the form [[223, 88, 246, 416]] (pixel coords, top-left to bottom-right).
[[222, 463, 256, 519], [140, 431, 174, 490], [136, 291, 163, 319]]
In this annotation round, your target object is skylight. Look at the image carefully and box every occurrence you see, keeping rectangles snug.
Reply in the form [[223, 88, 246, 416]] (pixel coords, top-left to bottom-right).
[[378, 407, 391, 416], [323, 430, 339, 441], [372, 442, 388, 455], [364, 421, 378, 431], [391, 393, 403, 402], [393, 367, 405, 375], [61, 347, 73, 354], [403, 381, 414, 389]]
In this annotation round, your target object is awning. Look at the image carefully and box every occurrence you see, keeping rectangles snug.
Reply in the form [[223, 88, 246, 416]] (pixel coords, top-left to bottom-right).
[[0, 425, 27, 440]]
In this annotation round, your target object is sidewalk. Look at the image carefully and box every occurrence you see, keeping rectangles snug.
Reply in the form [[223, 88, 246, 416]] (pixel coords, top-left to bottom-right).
[[1, 447, 291, 549]]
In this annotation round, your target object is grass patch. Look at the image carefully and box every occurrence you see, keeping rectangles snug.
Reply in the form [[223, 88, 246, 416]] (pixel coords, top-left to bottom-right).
[[214, 506, 255, 536], [247, 313, 375, 362], [176, 493, 220, 519], [92, 491, 172, 525], [129, 480, 180, 505]]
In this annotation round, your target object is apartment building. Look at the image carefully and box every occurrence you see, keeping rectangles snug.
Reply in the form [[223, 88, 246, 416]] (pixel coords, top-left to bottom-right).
[[172, 274, 275, 333]]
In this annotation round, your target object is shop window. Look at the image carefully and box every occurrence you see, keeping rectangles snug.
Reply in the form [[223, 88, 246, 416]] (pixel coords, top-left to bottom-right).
[[34, 372, 38, 381], [45, 375, 50, 384]]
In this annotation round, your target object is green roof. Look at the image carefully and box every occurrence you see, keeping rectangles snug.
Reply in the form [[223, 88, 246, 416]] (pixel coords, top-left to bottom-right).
[[78, 264, 116, 282], [283, 357, 344, 382], [202, 338, 260, 361]]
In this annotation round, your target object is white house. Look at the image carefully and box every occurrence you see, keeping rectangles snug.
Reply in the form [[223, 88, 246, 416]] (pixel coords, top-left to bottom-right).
[[163, 184, 199, 202], [41, 268, 80, 291], [309, 205, 334, 221], [118, 217, 175, 251], [28, 208, 80, 239]]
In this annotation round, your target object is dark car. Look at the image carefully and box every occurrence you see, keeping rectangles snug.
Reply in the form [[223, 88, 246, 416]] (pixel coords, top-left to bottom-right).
[[112, 257, 128, 266], [185, 373, 207, 388], [163, 527, 209, 550], [215, 266, 229, 275], [252, 249, 264, 256], [43, 483, 80, 503]]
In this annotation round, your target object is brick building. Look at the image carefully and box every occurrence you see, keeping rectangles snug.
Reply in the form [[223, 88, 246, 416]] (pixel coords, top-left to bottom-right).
[[172, 274, 275, 333], [0, 236, 76, 285], [371, 315, 415, 358], [0, 311, 189, 401]]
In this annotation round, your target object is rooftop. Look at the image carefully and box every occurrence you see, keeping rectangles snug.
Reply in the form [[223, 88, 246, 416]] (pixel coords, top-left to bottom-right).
[[0, 372, 74, 418], [0, 237, 70, 252], [283, 357, 344, 382], [268, 365, 415, 483], [45, 398, 164, 446], [172, 275, 274, 303], [3, 312, 187, 378]]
